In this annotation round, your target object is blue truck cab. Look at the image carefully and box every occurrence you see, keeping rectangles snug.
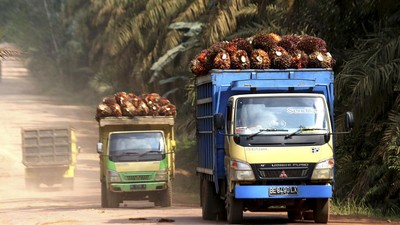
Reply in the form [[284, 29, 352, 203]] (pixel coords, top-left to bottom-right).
[[195, 69, 353, 224]]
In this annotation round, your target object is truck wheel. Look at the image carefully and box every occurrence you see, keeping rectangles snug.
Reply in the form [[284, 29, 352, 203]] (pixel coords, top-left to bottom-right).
[[159, 186, 172, 207], [287, 210, 302, 221], [226, 194, 243, 224], [314, 198, 330, 224], [106, 190, 120, 208], [303, 210, 314, 220], [101, 181, 120, 208], [101, 181, 108, 207], [201, 179, 220, 220]]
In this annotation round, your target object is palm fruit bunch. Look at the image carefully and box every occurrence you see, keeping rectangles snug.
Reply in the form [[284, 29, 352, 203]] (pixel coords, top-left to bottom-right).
[[297, 35, 327, 54], [252, 33, 282, 52], [190, 50, 213, 76], [190, 32, 335, 76], [308, 52, 336, 68], [95, 92, 176, 121], [250, 49, 270, 69], [278, 35, 302, 54], [289, 50, 309, 69], [269, 46, 292, 69], [231, 37, 253, 56], [230, 50, 250, 69], [213, 50, 231, 69]]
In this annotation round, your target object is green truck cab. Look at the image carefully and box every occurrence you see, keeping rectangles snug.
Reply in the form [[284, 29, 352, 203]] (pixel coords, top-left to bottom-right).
[[97, 116, 176, 208], [21, 127, 78, 190]]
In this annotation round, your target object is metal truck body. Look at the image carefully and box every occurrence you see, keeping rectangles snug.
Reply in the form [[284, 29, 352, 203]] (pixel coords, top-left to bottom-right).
[[97, 116, 176, 208], [21, 127, 78, 190], [196, 69, 352, 223]]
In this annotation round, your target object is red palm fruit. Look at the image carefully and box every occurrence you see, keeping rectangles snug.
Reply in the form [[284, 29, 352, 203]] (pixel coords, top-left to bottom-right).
[[136, 99, 149, 116], [308, 51, 335, 68], [129, 94, 142, 108], [190, 58, 209, 76], [232, 37, 253, 56], [297, 35, 328, 54], [121, 101, 137, 116], [231, 50, 250, 69], [225, 41, 238, 55], [159, 97, 171, 106], [213, 50, 231, 69], [109, 103, 122, 117], [102, 96, 116, 105], [159, 104, 177, 116], [278, 35, 302, 54], [141, 93, 161, 110], [95, 103, 113, 121], [250, 49, 270, 69], [290, 50, 309, 69], [115, 92, 130, 106], [252, 33, 282, 52], [269, 46, 292, 69]]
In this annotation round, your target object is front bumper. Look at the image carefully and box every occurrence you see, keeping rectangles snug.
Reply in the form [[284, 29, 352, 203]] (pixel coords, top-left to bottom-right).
[[235, 185, 332, 199], [110, 181, 168, 192]]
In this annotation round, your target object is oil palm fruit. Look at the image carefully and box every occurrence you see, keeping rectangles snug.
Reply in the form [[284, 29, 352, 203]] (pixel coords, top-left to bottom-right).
[[297, 35, 327, 54], [250, 49, 270, 69], [231, 50, 250, 69], [252, 33, 282, 52], [269, 46, 292, 69]]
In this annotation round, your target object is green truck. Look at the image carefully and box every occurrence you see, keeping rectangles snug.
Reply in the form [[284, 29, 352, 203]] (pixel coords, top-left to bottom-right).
[[21, 127, 78, 190], [97, 116, 176, 208]]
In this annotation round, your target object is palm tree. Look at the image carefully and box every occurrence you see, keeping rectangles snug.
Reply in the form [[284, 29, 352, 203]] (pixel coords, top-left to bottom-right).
[[334, 6, 400, 213]]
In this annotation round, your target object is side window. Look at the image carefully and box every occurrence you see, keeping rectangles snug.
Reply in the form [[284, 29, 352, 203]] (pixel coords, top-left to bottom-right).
[[226, 101, 232, 133]]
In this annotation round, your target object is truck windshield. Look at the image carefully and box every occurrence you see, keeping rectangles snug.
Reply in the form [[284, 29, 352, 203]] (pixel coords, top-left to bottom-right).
[[109, 132, 165, 160], [234, 96, 329, 135]]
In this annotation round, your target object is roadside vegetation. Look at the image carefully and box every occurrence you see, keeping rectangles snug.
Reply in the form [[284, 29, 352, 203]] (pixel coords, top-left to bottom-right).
[[0, 0, 399, 219]]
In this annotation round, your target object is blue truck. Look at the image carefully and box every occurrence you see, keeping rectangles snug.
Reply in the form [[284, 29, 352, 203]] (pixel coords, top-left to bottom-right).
[[195, 68, 353, 224]]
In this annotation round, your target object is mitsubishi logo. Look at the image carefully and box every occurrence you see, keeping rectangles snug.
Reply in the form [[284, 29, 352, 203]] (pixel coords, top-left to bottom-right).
[[279, 170, 288, 178]]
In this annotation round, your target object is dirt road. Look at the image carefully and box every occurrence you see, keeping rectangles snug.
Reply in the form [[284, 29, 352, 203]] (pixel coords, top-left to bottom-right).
[[0, 58, 397, 225]]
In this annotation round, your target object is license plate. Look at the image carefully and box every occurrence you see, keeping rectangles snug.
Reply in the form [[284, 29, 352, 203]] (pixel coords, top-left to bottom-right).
[[130, 184, 146, 190], [269, 186, 298, 196]]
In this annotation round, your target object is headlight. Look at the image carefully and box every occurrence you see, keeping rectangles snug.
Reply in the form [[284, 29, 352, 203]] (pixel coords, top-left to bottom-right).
[[155, 170, 168, 181], [230, 159, 255, 181], [107, 170, 121, 182], [311, 158, 334, 180]]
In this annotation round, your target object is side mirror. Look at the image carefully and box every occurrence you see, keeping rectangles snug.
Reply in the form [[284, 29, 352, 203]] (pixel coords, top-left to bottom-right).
[[213, 113, 225, 130], [97, 142, 103, 154], [171, 140, 176, 150], [345, 112, 354, 129]]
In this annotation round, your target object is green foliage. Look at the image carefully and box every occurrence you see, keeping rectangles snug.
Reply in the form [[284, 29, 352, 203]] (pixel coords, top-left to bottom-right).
[[334, 1, 400, 215]]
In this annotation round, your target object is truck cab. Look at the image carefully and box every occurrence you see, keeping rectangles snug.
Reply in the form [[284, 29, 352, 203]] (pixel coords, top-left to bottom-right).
[[196, 69, 353, 224], [97, 117, 175, 208]]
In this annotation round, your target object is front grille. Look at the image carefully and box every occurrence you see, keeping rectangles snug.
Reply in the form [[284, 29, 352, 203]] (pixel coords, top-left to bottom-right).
[[124, 175, 152, 181], [259, 168, 308, 178], [253, 163, 315, 180]]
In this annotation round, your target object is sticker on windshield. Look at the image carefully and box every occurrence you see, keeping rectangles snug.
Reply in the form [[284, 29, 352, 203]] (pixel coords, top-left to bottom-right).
[[287, 107, 318, 114]]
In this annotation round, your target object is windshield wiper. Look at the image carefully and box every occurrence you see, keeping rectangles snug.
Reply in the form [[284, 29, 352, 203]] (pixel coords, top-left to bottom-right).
[[285, 126, 327, 139], [139, 150, 161, 157], [246, 128, 288, 140]]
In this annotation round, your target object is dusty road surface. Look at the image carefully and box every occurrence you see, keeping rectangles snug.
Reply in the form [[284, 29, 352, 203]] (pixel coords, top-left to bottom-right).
[[0, 58, 398, 225]]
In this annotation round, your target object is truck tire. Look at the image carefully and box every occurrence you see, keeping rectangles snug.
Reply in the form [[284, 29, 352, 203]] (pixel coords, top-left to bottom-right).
[[314, 198, 330, 224], [101, 181, 120, 208], [201, 178, 223, 220], [101, 181, 108, 207], [287, 210, 302, 221], [159, 185, 172, 207], [226, 194, 243, 224]]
